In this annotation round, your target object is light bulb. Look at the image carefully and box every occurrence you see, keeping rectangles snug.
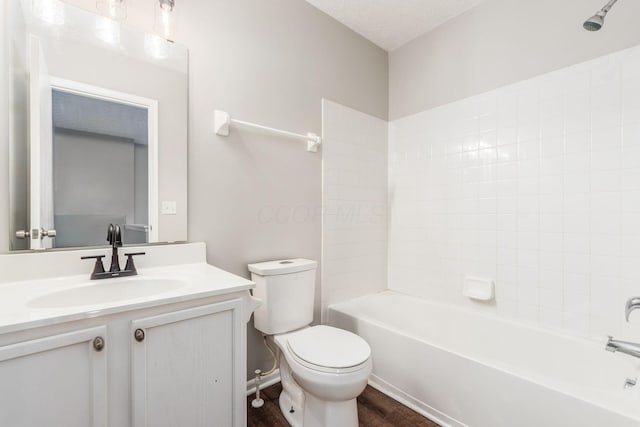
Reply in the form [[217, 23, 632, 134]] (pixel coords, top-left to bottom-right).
[[161, 9, 172, 38], [159, 0, 174, 12], [154, 0, 176, 40], [96, 0, 126, 21]]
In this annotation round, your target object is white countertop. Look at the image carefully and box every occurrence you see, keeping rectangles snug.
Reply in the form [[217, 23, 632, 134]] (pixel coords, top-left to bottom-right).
[[0, 262, 255, 335]]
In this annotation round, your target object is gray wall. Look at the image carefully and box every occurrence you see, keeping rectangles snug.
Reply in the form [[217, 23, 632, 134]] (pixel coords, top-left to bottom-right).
[[6, 0, 28, 251], [134, 144, 148, 225], [0, 0, 8, 252], [1, 0, 29, 251], [53, 132, 140, 247], [53, 133, 135, 220], [389, 0, 640, 120], [173, 0, 388, 377]]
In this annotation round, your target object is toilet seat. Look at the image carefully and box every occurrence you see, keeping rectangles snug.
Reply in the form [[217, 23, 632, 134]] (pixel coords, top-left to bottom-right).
[[286, 326, 371, 374]]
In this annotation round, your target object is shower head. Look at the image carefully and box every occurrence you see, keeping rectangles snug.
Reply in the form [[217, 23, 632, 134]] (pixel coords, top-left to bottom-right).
[[583, 12, 605, 31], [583, 0, 619, 31]]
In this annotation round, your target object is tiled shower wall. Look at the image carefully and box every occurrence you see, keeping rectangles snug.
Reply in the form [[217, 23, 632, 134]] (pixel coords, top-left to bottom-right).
[[389, 45, 640, 340], [322, 100, 387, 321]]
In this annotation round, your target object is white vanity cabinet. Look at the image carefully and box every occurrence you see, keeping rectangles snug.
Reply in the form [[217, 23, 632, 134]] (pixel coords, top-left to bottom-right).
[[0, 244, 256, 427], [131, 299, 245, 427], [0, 295, 248, 427], [0, 326, 108, 427]]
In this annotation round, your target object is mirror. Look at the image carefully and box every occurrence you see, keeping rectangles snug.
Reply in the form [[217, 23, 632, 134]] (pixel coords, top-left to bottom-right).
[[5, 0, 188, 251]]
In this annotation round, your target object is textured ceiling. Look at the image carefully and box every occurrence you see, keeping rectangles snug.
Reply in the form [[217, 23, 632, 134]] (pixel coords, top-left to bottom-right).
[[304, 0, 484, 51]]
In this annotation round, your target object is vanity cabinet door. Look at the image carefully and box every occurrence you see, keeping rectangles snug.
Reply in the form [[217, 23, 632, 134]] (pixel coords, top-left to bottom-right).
[[0, 326, 108, 427], [131, 299, 246, 427]]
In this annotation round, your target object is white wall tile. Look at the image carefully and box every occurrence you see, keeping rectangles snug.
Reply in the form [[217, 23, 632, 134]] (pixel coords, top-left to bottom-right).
[[321, 100, 388, 321], [389, 45, 640, 340]]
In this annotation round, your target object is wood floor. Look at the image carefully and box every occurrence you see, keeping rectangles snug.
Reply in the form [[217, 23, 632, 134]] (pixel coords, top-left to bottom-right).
[[247, 383, 440, 427]]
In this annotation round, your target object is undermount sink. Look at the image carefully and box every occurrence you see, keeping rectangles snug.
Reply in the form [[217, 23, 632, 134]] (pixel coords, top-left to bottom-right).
[[28, 278, 188, 308]]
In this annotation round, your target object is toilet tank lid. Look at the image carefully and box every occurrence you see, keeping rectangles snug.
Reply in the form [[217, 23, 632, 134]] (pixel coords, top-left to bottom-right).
[[248, 258, 317, 276]]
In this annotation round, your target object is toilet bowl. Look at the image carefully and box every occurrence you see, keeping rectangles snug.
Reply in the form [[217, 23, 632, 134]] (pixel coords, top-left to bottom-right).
[[274, 325, 372, 427], [248, 258, 372, 426]]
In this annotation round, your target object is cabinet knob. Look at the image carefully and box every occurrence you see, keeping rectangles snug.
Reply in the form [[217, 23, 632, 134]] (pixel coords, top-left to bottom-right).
[[93, 336, 105, 352], [134, 329, 145, 342]]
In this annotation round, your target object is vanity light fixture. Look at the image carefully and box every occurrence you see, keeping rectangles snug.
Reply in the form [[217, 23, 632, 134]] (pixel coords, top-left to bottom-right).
[[32, 0, 65, 25], [155, 0, 176, 40], [159, 0, 175, 12]]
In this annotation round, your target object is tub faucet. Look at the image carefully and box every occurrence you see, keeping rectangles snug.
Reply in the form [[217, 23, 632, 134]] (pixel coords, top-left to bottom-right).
[[606, 336, 640, 359], [626, 297, 640, 322]]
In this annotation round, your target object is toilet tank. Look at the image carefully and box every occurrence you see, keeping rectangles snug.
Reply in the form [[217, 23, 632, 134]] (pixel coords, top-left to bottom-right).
[[248, 259, 317, 335]]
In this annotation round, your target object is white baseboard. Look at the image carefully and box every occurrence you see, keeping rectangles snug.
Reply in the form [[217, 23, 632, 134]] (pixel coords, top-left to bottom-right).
[[368, 374, 466, 427], [246, 369, 281, 396]]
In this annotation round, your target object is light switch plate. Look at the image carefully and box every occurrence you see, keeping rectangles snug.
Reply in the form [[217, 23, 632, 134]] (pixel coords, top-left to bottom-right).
[[161, 201, 177, 215]]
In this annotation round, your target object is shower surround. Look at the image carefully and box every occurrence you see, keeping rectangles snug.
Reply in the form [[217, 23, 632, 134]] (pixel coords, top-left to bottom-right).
[[321, 99, 388, 320], [321, 44, 640, 427], [388, 44, 640, 342]]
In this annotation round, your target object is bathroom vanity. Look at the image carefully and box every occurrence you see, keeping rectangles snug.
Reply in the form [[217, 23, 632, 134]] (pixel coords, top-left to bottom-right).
[[0, 243, 257, 427]]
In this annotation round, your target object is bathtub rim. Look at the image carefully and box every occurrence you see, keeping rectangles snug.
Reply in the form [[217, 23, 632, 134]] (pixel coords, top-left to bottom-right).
[[327, 290, 640, 423]]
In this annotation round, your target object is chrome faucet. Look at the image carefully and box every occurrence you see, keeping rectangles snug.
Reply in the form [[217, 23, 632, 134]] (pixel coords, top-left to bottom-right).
[[604, 297, 640, 361], [626, 297, 640, 322], [606, 336, 640, 359]]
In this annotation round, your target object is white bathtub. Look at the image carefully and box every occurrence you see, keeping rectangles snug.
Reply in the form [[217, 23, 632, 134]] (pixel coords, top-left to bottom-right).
[[327, 291, 640, 427]]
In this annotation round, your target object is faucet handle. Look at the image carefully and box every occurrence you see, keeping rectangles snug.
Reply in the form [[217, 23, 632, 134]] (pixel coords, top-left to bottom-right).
[[124, 252, 146, 273], [81, 255, 106, 278], [625, 297, 640, 322]]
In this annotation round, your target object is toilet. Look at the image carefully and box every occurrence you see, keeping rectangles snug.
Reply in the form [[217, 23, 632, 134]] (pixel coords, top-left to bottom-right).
[[249, 259, 372, 427]]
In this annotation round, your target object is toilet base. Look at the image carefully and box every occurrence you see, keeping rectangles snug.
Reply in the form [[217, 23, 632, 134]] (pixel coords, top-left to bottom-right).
[[303, 393, 359, 427], [279, 388, 303, 427], [279, 386, 359, 427]]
